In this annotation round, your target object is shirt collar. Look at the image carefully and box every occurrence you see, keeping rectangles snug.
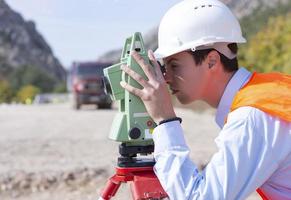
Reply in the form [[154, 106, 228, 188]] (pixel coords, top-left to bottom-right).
[[215, 67, 252, 128]]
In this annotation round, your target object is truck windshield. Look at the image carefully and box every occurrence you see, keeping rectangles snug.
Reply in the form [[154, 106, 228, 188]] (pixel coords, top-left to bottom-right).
[[76, 63, 109, 76]]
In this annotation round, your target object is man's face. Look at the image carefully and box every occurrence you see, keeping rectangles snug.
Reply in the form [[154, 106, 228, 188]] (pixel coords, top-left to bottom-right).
[[163, 51, 209, 104]]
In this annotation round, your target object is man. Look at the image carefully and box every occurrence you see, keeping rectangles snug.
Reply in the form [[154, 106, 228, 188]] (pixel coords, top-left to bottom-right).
[[120, 0, 291, 199]]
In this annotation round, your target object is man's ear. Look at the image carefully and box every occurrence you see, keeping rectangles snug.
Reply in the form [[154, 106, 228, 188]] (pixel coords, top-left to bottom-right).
[[207, 50, 220, 69]]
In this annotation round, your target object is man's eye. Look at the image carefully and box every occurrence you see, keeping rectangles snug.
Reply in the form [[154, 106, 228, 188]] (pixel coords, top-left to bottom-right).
[[171, 64, 179, 69]]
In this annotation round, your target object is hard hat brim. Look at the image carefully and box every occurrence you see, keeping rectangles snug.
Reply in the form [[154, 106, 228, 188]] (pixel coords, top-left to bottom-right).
[[154, 37, 246, 59]]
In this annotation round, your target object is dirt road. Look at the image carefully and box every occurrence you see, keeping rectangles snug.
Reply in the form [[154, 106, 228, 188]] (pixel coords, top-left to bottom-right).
[[0, 103, 259, 199]]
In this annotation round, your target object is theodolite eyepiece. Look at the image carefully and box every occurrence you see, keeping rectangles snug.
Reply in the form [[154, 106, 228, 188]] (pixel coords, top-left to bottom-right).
[[102, 76, 112, 96]]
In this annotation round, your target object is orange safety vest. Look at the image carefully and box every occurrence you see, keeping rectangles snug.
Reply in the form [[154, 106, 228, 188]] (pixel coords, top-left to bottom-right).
[[229, 72, 291, 199]]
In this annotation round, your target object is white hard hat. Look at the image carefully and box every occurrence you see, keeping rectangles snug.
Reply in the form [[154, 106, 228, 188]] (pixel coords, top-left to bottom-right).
[[154, 0, 246, 59]]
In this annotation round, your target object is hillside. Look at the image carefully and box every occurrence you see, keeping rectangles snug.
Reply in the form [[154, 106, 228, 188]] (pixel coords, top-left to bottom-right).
[[0, 0, 66, 82]]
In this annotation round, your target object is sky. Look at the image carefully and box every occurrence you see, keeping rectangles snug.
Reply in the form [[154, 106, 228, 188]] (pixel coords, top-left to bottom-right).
[[6, 0, 181, 69]]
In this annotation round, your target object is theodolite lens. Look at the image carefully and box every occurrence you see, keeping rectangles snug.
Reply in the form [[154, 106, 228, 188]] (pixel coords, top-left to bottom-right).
[[102, 76, 112, 95]]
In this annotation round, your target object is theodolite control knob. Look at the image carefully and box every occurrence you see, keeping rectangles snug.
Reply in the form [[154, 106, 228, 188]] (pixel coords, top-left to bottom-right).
[[129, 127, 141, 139]]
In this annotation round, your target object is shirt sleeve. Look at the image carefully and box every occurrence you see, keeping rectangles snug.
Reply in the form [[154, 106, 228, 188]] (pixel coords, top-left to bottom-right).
[[152, 107, 283, 200]]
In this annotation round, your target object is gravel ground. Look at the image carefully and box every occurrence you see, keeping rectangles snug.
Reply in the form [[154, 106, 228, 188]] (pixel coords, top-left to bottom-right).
[[0, 103, 260, 200]]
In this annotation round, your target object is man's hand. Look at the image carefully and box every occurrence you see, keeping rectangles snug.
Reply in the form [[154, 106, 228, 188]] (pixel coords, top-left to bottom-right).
[[120, 50, 176, 124]]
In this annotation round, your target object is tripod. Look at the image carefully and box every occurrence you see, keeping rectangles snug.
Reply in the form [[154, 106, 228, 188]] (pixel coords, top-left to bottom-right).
[[98, 144, 168, 200]]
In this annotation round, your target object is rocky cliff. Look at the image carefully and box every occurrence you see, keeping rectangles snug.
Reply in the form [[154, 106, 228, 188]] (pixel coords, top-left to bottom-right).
[[0, 0, 66, 81]]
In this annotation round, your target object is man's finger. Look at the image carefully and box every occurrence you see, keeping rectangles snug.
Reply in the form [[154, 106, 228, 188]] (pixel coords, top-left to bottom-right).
[[131, 51, 155, 80], [121, 65, 149, 88], [148, 50, 165, 82], [120, 81, 143, 98]]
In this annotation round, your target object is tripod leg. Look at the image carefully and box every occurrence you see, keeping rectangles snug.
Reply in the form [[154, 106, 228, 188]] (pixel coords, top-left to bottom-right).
[[99, 175, 121, 200], [130, 170, 168, 200]]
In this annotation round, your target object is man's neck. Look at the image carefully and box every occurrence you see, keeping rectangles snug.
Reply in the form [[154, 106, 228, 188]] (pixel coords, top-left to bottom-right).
[[205, 70, 236, 108]]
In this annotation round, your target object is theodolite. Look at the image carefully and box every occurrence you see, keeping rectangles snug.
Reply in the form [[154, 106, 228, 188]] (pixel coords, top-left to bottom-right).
[[100, 32, 168, 200], [103, 32, 157, 167]]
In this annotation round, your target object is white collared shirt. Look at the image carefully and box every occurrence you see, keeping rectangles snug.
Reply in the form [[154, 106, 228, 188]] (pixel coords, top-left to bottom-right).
[[215, 67, 251, 128], [153, 67, 291, 200]]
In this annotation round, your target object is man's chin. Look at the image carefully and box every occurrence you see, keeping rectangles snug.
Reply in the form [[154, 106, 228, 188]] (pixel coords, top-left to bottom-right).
[[176, 94, 201, 105], [176, 96, 192, 105]]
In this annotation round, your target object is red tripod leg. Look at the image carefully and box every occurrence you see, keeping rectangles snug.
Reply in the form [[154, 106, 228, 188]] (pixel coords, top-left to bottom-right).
[[99, 175, 122, 200]]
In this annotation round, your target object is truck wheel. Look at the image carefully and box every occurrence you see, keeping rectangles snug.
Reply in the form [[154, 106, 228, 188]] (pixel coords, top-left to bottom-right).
[[73, 101, 81, 110], [75, 103, 81, 110]]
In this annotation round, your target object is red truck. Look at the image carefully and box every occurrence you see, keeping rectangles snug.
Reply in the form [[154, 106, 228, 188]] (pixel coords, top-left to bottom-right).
[[68, 61, 112, 109]]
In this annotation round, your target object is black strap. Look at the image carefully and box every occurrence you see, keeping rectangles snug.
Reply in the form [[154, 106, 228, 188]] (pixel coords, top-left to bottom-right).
[[159, 117, 182, 125]]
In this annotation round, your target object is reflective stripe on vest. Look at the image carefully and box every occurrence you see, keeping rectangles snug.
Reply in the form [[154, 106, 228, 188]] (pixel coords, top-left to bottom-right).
[[230, 72, 291, 199]]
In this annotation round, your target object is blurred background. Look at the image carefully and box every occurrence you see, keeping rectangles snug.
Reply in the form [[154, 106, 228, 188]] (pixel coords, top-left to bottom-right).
[[0, 0, 290, 199], [1, 0, 291, 105]]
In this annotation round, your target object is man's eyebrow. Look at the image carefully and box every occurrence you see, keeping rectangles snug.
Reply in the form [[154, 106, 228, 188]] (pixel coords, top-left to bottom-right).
[[165, 58, 179, 65]]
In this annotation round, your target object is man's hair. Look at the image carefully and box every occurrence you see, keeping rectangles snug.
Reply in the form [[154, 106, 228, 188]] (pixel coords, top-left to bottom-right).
[[188, 43, 238, 72]]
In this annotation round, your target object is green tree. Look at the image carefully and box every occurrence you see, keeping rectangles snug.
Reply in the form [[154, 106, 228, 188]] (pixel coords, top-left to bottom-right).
[[53, 82, 67, 93], [239, 13, 291, 74], [240, 1, 291, 40], [0, 80, 13, 103], [9, 65, 57, 93], [17, 85, 40, 104]]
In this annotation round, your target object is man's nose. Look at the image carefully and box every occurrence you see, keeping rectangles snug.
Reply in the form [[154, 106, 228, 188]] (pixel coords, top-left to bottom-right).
[[164, 71, 172, 84]]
